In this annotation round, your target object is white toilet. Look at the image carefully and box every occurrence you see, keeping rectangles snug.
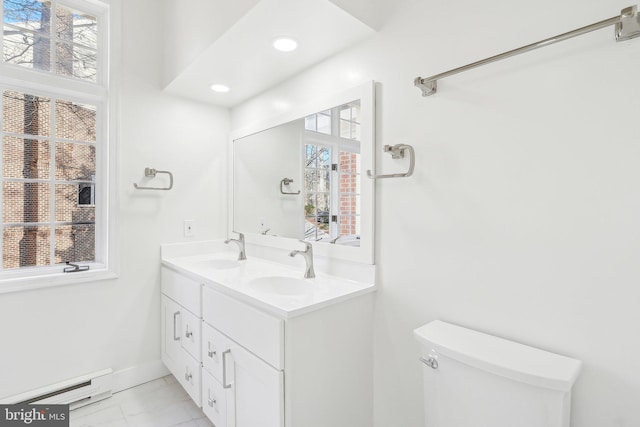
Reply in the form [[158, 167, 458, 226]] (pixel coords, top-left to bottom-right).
[[414, 320, 582, 427]]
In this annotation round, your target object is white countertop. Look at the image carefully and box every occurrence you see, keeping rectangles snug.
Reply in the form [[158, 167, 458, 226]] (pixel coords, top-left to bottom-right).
[[161, 251, 376, 319]]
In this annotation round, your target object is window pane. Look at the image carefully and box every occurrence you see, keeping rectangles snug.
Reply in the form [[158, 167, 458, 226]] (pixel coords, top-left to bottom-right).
[[339, 119, 350, 139], [55, 99, 96, 141], [3, 91, 51, 136], [305, 144, 317, 168], [3, 181, 49, 223], [318, 146, 330, 169], [3, 136, 50, 179], [339, 215, 358, 236], [4, 0, 52, 33], [339, 151, 355, 172], [78, 183, 93, 205], [304, 169, 317, 192], [317, 170, 330, 193], [3, 225, 50, 268], [352, 122, 361, 141], [304, 115, 316, 132], [55, 5, 96, 49], [317, 112, 331, 135], [340, 173, 357, 193], [305, 169, 330, 193], [55, 142, 95, 180], [339, 195, 355, 215], [306, 145, 330, 170], [55, 223, 94, 263], [55, 41, 96, 82], [55, 184, 95, 222], [3, 26, 51, 70]]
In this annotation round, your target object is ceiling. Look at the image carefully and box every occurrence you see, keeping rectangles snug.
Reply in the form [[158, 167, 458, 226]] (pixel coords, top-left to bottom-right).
[[162, 0, 378, 108]]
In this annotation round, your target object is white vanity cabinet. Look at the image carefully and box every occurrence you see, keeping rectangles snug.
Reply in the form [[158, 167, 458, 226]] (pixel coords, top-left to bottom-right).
[[161, 264, 374, 427], [160, 268, 202, 406]]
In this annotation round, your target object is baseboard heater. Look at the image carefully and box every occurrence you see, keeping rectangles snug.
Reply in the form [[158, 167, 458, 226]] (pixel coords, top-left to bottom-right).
[[1, 369, 113, 410]]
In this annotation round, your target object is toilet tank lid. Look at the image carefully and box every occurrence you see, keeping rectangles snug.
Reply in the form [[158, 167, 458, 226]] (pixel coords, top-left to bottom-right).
[[414, 320, 582, 392]]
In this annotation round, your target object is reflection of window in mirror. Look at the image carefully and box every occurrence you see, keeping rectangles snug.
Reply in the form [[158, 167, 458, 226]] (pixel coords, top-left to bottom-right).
[[303, 101, 361, 246]]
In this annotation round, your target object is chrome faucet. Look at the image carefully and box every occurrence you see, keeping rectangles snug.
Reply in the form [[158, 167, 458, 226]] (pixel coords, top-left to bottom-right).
[[225, 232, 247, 260], [289, 240, 315, 278]]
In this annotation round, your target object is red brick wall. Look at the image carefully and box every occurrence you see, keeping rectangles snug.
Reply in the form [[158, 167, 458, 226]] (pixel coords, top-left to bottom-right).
[[2, 90, 96, 269], [339, 151, 359, 236]]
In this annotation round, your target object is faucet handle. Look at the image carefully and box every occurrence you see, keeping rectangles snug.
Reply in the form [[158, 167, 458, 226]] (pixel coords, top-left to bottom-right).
[[298, 240, 313, 252]]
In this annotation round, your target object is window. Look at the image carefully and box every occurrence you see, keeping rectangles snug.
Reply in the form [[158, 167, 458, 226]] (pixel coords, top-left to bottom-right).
[[0, 0, 111, 286], [304, 109, 331, 135], [3, 0, 98, 81], [304, 101, 361, 244], [304, 143, 331, 240]]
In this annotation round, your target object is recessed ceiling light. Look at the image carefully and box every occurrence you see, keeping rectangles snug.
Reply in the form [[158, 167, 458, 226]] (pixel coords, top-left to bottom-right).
[[273, 37, 298, 52], [210, 84, 230, 93]]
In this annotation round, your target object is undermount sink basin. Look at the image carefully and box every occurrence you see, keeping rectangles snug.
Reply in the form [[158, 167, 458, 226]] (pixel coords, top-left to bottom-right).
[[192, 258, 240, 270], [248, 276, 312, 296]]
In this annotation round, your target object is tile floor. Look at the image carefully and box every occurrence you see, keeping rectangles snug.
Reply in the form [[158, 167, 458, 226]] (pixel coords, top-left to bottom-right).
[[69, 375, 213, 427]]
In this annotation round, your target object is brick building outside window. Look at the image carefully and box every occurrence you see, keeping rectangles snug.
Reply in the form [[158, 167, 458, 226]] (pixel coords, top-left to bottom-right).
[[303, 101, 361, 245]]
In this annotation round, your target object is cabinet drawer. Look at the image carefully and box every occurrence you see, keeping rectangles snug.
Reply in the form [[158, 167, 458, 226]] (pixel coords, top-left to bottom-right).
[[161, 267, 201, 316], [202, 322, 234, 382], [202, 370, 231, 427], [180, 308, 201, 361], [203, 287, 284, 370], [170, 349, 202, 408]]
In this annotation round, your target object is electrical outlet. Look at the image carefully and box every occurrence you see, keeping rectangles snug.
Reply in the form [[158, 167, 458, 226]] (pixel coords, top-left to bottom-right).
[[258, 217, 270, 235], [184, 220, 195, 237]]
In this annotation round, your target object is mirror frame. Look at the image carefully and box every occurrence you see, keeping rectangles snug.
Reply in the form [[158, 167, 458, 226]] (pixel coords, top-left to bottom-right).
[[228, 81, 375, 264]]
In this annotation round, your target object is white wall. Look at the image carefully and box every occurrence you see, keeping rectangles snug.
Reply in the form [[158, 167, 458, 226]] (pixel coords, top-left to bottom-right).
[[231, 0, 640, 426], [234, 120, 303, 237], [0, 0, 229, 398], [162, 0, 260, 87]]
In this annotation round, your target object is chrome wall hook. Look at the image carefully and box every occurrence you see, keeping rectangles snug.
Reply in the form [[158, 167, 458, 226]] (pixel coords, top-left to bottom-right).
[[366, 144, 415, 179]]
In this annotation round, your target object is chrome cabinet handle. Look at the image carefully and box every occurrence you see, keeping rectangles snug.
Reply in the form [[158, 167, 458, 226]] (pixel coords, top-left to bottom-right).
[[185, 370, 192, 381], [173, 311, 180, 341], [185, 325, 193, 338], [208, 342, 217, 358], [222, 349, 232, 389], [208, 390, 216, 408]]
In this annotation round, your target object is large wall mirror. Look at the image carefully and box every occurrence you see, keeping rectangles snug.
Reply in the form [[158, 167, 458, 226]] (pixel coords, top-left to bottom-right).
[[230, 81, 375, 264]]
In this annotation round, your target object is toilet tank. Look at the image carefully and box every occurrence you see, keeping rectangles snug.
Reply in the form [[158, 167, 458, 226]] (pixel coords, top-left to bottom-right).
[[414, 321, 581, 427]]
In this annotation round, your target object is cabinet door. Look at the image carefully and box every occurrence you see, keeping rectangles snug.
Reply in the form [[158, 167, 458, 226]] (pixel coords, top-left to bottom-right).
[[230, 342, 284, 427], [161, 295, 183, 364]]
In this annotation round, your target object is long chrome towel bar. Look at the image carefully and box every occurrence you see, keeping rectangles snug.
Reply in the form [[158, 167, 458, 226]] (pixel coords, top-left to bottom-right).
[[415, 5, 640, 97]]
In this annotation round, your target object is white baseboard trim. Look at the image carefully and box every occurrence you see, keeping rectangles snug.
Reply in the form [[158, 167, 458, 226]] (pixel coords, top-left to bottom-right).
[[110, 360, 169, 393]]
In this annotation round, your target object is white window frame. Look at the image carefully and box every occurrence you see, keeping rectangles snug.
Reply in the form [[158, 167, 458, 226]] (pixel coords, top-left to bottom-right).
[[303, 105, 361, 243], [0, 0, 117, 293]]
